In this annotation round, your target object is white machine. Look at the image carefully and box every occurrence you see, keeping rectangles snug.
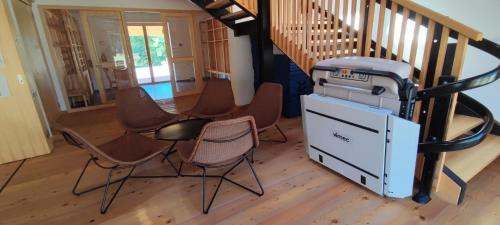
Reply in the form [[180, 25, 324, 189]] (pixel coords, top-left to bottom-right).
[[301, 57, 420, 198]]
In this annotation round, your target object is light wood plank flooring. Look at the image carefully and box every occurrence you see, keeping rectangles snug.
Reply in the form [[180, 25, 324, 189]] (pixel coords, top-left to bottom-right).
[[0, 97, 499, 225]]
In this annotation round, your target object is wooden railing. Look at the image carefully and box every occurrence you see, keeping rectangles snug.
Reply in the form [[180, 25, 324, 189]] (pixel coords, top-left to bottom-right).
[[235, 0, 258, 16], [270, 0, 483, 131], [270, 0, 492, 204]]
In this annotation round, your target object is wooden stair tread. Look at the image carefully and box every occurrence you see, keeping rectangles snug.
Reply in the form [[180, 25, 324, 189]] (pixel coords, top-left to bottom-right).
[[447, 114, 484, 140], [220, 10, 249, 20], [445, 134, 500, 182], [206, 0, 232, 9]]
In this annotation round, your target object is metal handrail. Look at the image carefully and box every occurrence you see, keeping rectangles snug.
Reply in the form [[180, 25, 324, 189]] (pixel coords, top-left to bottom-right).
[[418, 93, 495, 153], [416, 36, 500, 153]]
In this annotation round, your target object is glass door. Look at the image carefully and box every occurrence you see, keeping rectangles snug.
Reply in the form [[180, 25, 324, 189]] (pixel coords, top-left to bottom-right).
[[80, 11, 133, 104], [162, 13, 202, 97], [127, 25, 170, 84]]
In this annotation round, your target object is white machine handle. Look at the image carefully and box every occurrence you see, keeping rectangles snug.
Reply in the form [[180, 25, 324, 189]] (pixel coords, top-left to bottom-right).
[[321, 82, 372, 95]]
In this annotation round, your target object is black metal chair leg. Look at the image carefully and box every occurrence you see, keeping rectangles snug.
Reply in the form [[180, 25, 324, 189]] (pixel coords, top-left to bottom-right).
[[260, 124, 288, 143], [198, 157, 264, 214], [161, 141, 177, 163], [100, 166, 135, 214], [177, 161, 184, 177], [222, 157, 264, 196], [201, 166, 225, 214], [275, 124, 288, 143], [244, 156, 264, 195], [160, 141, 181, 175], [72, 157, 126, 196], [72, 157, 95, 195]]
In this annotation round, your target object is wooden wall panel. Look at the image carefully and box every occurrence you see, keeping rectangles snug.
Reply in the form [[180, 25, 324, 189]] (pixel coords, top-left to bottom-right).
[[0, 1, 51, 164]]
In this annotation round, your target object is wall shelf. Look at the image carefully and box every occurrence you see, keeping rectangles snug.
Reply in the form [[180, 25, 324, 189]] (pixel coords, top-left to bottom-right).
[[200, 18, 230, 78]]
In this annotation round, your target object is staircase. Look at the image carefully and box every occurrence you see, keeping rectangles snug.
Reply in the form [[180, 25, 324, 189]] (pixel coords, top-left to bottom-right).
[[191, 0, 258, 36], [191, 0, 500, 205]]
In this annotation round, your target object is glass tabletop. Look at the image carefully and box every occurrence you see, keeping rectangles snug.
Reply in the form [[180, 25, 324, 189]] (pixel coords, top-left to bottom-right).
[[155, 119, 211, 141]]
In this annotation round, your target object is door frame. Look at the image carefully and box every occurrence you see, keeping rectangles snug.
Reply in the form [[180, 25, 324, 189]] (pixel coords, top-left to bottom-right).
[[80, 10, 135, 104], [161, 12, 203, 97]]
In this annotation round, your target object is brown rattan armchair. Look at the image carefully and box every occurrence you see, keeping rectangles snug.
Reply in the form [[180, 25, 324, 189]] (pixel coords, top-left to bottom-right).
[[175, 116, 264, 214], [61, 128, 178, 214], [182, 79, 236, 119], [116, 87, 178, 133], [232, 83, 287, 143]]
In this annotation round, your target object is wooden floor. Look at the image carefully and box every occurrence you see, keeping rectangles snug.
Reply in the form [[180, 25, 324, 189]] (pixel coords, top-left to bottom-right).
[[0, 97, 499, 225]]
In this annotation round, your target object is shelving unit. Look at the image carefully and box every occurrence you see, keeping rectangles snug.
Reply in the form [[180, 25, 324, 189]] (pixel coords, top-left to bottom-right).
[[200, 18, 230, 79], [44, 10, 91, 108]]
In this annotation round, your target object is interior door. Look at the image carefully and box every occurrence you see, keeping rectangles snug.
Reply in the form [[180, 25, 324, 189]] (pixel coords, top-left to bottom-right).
[[7, 0, 56, 135], [80, 11, 133, 103], [162, 13, 202, 97]]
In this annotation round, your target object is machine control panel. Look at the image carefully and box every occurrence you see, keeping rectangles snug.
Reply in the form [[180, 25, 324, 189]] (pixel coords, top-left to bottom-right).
[[328, 68, 369, 82]]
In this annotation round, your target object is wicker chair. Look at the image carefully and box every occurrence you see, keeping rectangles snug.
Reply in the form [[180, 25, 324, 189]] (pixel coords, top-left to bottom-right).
[[175, 116, 264, 214], [182, 79, 236, 119], [61, 128, 178, 214], [232, 83, 287, 143], [116, 87, 178, 133]]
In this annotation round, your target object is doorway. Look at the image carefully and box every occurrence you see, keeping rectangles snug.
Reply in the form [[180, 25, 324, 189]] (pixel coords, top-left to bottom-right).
[[127, 24, 173, 100]]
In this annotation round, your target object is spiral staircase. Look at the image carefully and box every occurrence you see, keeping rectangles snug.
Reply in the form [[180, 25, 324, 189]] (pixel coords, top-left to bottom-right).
[[192, 0, 500, 205]]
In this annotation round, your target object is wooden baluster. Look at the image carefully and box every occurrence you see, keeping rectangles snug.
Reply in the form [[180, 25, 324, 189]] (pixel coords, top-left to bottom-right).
[[433, 26, 450, 86], [412, 20, 435, 125], [422, 25, 450, 141], [452, 34, 469, 79], [441, 34, 469, 137], [356, 0, 366, 56], [284, 0, 290, 54], [250, 0, 255, 15], [271, 0, 275, 40], [278, 0, 283, 47], [291, 0, 297, 61], [318, 0, 327, 60], [296, 0, 302, 65], [385, 2, 397, 59], [324, 0, 333, 59], [332, 0, 341, 58], [296, 0, 301, 62], [441, 34, 469, 141], [307, 0, 314, 69], [312, 0, 320, 61], [374, 0, 386, 58], [396, 8, 410, 61], [408, 14, 422, 80], [418, 20, 435, 89], [363, 0, 375, 56], [348, 0, 357, 55], [339, 0, 349, 57], [301, 0, 309, 68]]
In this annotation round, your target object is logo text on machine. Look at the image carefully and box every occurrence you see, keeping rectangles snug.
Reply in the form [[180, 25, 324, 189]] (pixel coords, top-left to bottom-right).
[[330, 129, 351, 143]]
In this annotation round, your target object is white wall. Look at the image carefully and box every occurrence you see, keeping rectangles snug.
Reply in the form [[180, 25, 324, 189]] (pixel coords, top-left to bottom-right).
[[228, 30, 255, 105], [198, 12, 255, 105], [413, 0, 500, 119], [31, 0, 201, 111]]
